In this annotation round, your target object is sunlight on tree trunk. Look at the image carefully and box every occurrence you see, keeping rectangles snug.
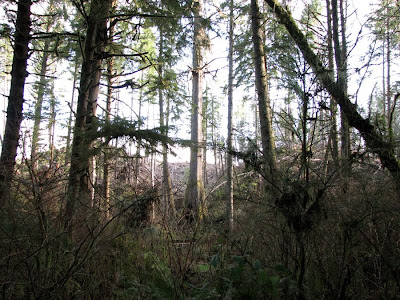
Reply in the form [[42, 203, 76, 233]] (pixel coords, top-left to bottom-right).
[[185, 0, 207, 221]]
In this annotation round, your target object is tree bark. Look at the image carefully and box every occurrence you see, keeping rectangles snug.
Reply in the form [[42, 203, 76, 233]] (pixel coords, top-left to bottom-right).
[[158, 24, 176, 217], [251, 0, 277, 182], [264, 0, 400, 191], [332, 0, 350, 174], [324, 0, 339, 177], [0, 0, 32, 206], [65, 0, 112, 232], [227, 0, 234, 232], [185, 0, 207, 221], [103, 0, 117, 220], [103, 45, 114, 220]]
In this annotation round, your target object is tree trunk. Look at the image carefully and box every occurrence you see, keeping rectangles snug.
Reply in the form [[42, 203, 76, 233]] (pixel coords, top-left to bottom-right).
[[385, 0, 391, 127], [226, 0, 235, 232], [0, 0, 32, 206], [332, 0, 350, 175], [211, 98, 219, 177], [264, 0, 400, 193], [158, 24, 176, 217], [31, 39, 50, 170], [66, 56, 79, 166], [31, 0, 56, 170], [251, 0, 277, 183], [324, 0, 339, 178], [301, 82, 309, 182], [103, 48, 114, 220], [185, 0, 207, 221], [103, 1, 116, 220], [65, 0, 111, 232]]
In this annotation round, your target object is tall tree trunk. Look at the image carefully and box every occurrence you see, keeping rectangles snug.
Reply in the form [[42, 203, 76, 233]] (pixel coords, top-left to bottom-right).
[[164, 96, 175, 215], [323, 0, 339, 179], [264, 0, 400, 194], [103, 1, 116, 220], [31, 0, 56, 170], [251, 0, 277, 184], [0, 0, 32, 206], [211, 97, 218, 177], [301, 81, 309, 182], [103, 50, 114, 220], [185, 0, 207, 221], [158, 24, 175, 217], [48, 82, 56, 165], [66, 55, 80, 165], [65, 0, 111, 232], [332, 0, 350, 175], [226, 0, 234, 232], [203, 112, 207, 185], [134, 86, 143, 187], [31, 39, 50, 170], [385, 0, 391, 133]]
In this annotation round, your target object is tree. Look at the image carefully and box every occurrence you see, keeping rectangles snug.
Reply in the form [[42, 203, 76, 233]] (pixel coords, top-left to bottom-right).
[[65, 0, 112, 231], [331, 0, 350, 175], [0, 0, 32, 206], [226, 0, 235, 231], [103, 0, 117, 220], [30, 0, 62, 170], [185, 0, 208, 221], [251, 0, 277, 185], [264, 0, 400, 194], [157, 25, 176, 217], [323, 0, 339, 178], [369, 0, 400, 146], [30, 38, 51, 169]]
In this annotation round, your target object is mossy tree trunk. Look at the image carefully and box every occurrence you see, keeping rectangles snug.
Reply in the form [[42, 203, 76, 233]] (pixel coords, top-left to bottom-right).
[[65, 0, 112, 232], [251, 0, 277, 185]]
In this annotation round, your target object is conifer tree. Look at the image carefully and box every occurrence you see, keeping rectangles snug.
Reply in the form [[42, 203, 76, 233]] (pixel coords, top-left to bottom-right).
[[0, 0, 32, 206], [251, 0, 277, 184], [185, 0, 208, 221], [265, 0, 400, 194], [65, 0, 112, 231]]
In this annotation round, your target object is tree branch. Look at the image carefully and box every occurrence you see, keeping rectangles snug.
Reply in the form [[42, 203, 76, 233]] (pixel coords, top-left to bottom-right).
[[264, 0, 400, 183]]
